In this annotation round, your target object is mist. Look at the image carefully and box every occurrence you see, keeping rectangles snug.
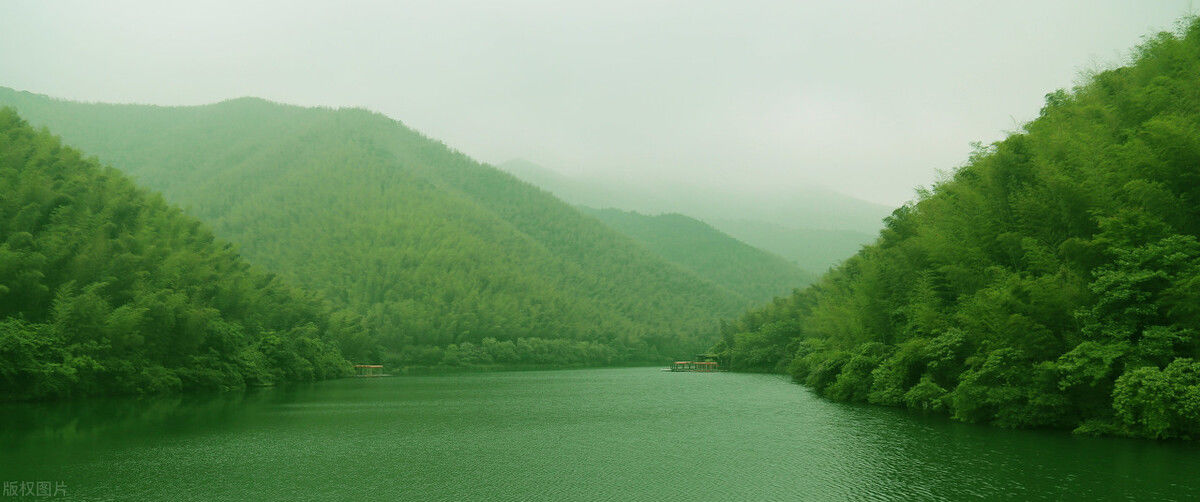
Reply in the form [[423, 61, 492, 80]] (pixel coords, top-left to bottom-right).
[[0, 0, 1192, 205]]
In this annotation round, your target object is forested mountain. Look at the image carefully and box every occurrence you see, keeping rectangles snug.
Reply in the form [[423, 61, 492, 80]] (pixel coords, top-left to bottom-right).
[[499, 159, 884, 271], [0, 88, 747, 366], [715, 21, 1200, 439], [0, 109, 349, 401], [581, 208, 814, 303]]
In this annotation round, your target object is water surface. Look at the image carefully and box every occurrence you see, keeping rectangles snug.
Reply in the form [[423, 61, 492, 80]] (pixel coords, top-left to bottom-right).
[[3, 368, 1197, 500]]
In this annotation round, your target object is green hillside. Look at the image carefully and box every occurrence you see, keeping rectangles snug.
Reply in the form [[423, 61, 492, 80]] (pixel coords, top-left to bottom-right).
[[0, 109, 349, 401], [582, 208, 814, 303], [0, 89, 746, 365], [715, 21, 1200, 439]]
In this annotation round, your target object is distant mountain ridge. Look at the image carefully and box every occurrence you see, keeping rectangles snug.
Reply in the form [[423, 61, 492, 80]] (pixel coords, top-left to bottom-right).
[[580, 208, 816, 303], [704, 219, 877, 275], [498, 159, 883, 271]]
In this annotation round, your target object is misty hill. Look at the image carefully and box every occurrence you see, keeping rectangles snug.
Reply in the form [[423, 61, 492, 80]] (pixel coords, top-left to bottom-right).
[[0, 109, 349, 401], [581, 208, 815, 303], [714, 22, 1200, 439], [499, 159, 882, 270], [704, 219, 876, 274], [0, 88, 748, 365]]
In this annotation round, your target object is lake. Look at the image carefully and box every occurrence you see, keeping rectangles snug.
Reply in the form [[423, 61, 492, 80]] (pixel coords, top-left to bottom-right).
[[2, 367, 1197, 500]]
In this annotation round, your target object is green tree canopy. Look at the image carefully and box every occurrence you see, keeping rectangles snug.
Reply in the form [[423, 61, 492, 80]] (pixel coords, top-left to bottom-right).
[[714, 18, 1200, 439]]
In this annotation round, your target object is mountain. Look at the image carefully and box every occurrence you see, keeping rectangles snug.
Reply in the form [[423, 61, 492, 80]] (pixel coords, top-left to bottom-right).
[[581, 208, 815, 303], [0, 108, 349, 401], [714, 21, 1200, 440], [498, 159, 883, 270], [703, 219, 875, 274], [0, 88, 748, 366]]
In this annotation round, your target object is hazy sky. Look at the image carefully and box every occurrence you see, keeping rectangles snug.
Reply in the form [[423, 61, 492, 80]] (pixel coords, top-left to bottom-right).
[[0, 1, 1193, 205]]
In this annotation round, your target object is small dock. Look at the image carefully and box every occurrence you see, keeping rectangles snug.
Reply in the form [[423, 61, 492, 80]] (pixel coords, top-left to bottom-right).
[[666, 353, 720, 372], [668, 361, 719, 372], [353, 364, 390, 377]]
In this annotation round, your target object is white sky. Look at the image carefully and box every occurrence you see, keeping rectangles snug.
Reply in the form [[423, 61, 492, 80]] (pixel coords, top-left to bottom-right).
[[0, 1, 1193, 205]]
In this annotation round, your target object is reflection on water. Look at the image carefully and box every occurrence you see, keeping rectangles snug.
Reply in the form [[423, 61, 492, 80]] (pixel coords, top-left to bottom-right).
[[1, 387, 302, 449], [2, 368, 1197, 501]]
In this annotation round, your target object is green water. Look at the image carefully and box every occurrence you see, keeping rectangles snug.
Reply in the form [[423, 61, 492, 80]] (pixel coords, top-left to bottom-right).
[[2, 368, 1197, 501]]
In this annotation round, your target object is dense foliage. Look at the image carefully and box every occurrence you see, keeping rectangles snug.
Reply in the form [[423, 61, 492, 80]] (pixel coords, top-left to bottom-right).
[[714, 21, 1200, 439], [0, 90, 747, 366], [583, 208, 814, 303], [0, 109, 350, 400]]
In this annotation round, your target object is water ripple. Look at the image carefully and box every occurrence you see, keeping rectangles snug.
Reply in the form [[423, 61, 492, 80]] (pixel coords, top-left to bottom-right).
[[2, 368, 1198, 501]]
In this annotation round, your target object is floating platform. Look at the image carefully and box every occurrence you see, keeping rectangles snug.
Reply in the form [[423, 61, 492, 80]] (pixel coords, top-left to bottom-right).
[[668, 361, 719, 372], [353, 364, 389, 377]]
